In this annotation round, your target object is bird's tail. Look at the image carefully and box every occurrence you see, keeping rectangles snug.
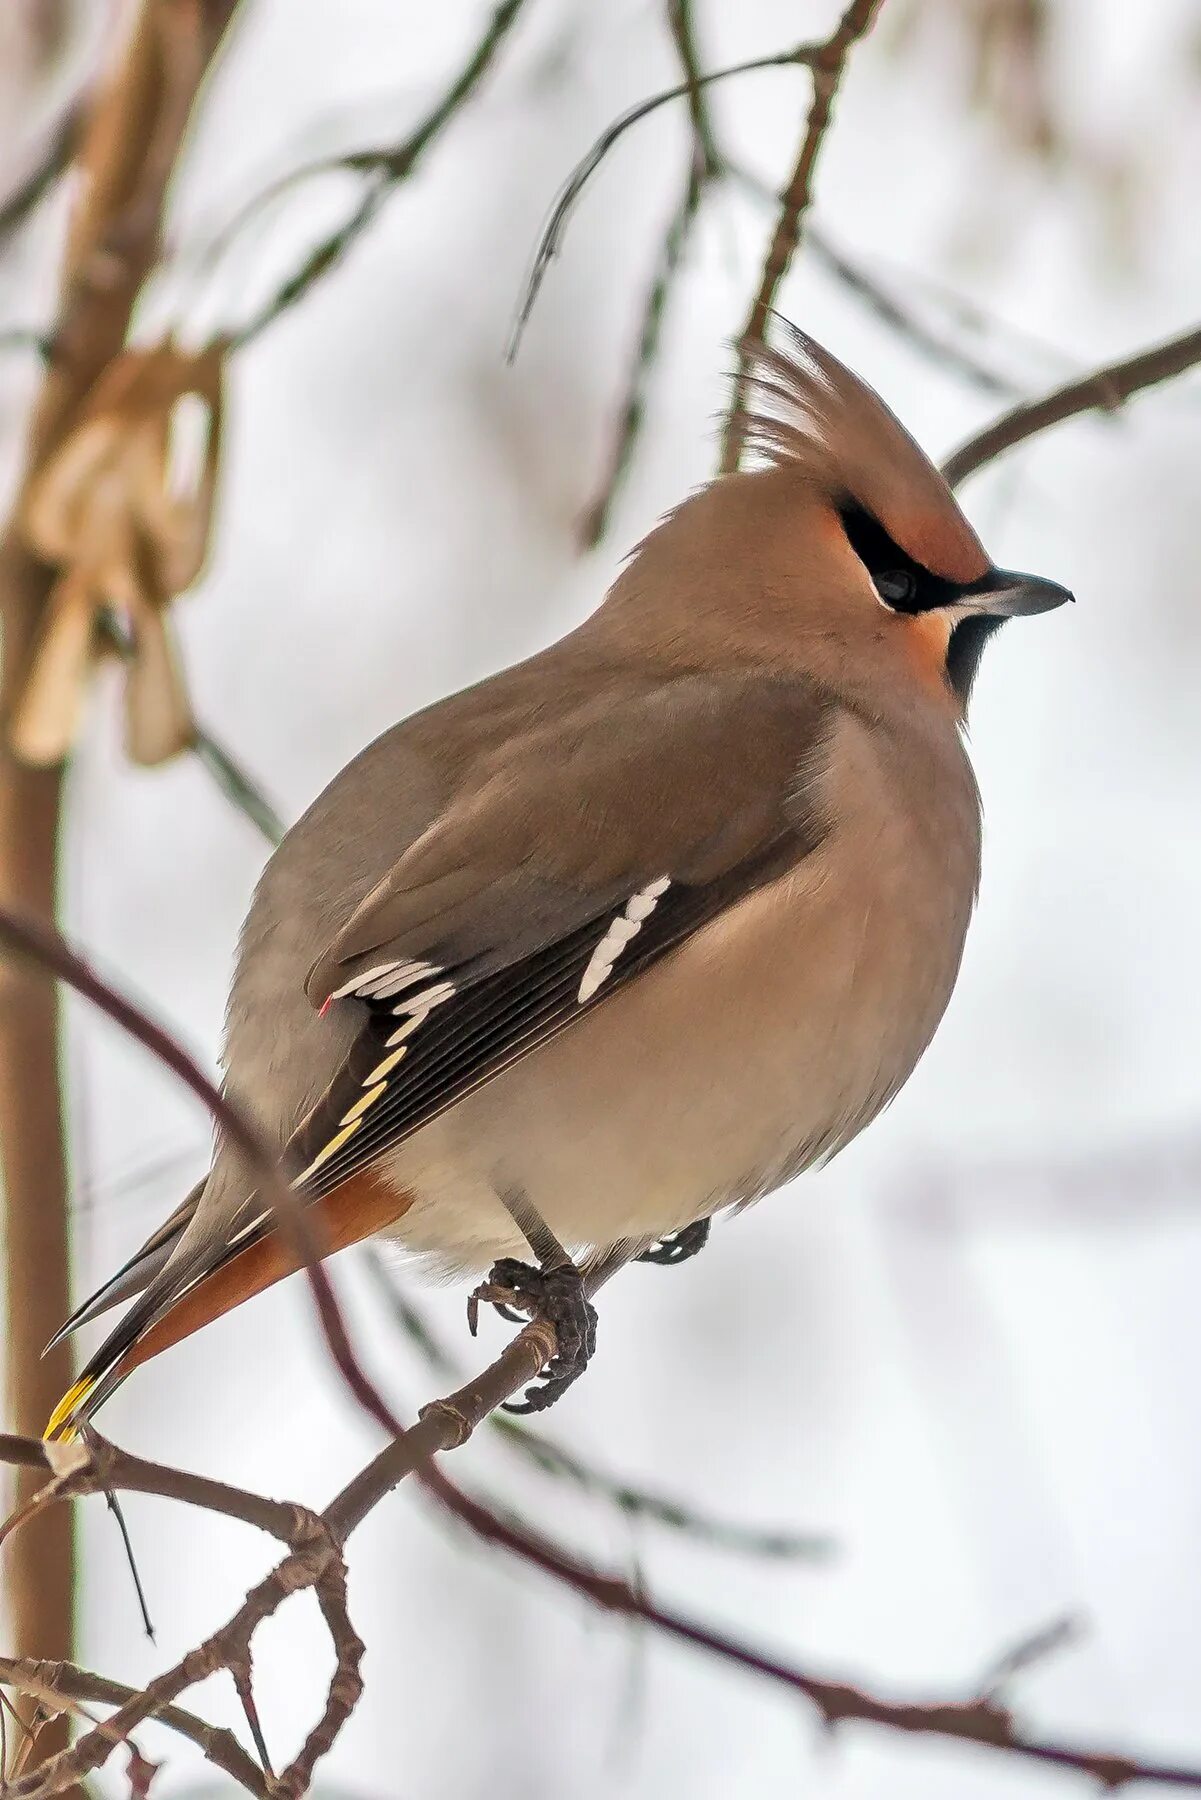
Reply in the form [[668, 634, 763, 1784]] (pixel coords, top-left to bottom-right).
[[44, 1168, 409, 1442], [43, 1183, 203, 1439]]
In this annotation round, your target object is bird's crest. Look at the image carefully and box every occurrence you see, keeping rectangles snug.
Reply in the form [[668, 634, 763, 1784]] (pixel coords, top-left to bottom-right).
[[740, 320, 989, 585]]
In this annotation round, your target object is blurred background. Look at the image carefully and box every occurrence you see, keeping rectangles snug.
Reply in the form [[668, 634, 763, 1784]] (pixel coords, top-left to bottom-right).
[[2, 0, 1201, 1794]]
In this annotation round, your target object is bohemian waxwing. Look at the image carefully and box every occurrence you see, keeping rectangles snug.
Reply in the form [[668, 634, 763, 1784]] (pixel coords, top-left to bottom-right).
[[47, 324, 1071, 1437]]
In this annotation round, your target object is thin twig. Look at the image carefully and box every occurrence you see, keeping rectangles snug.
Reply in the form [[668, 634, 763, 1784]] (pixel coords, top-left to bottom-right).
[[190, 726, 286, 844], [980, 1615, 1082, 1699], [97, 612, 287, 846], [487, 1412, 835, 1559], [361, 1246, 460, 1376], [227, 177, 388, 350], [5, 1283, 1201, 1796], [807, 224, 1021, 394], [508, 37, 839, 362], [211, 0, 529, 348], [720, 0, 884, 471], [0, 5, 244, 1764], [667, 0, 722, 182], [575, 0, 721, 548], [942, 320, 1201, 487], [103, 1491, 155, 1641], [0, 100, 81, 250], [0, 1436, 359, 1800], [0, 1657, 267, 1798], [230, 1661, 273, 1781], [731, 170, 1028, 399]]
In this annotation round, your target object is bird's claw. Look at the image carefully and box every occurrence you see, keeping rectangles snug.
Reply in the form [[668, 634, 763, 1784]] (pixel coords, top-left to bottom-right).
[[636, 1217, 711, 1266], [468, 1257, 597, 1412]]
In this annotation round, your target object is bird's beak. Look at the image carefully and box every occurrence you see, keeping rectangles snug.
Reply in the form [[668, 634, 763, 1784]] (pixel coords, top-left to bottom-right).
[[960, 567, 1075, 619]]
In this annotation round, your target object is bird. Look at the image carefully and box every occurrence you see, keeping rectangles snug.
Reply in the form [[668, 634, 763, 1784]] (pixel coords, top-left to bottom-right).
[[45, 323, 1071, 1440]]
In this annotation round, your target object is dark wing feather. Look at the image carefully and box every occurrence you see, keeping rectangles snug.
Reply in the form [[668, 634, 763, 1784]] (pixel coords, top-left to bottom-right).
[[289, 845, 798, 1204]]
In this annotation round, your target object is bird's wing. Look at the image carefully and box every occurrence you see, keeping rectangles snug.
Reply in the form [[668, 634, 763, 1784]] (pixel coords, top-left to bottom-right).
[[285, 670, 833, 1198]]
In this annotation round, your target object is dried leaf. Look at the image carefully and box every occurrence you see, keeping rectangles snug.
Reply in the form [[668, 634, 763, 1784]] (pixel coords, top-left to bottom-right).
[[12, 342, 225, 765]]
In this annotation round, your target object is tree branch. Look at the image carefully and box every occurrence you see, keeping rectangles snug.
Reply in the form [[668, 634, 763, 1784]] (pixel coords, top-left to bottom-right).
[[0, 8, 242, 1776], [666, 0, 722, 183], [0, 1433, 357, 1800], [0, 99, 81, 252], [508, 36, 842, 361], [412, 1460, 1201, 1795], [719, 0, 884, 471], [3, 812, 1200, 1795], [941, 320, 1201, 487], [0, 1656, 267, 1798], [217, 0, 529, 348], [730, 164, 1028, 399], [575, 0, 721, 549], [362, 1249, 834, 1560], [5, 1383, 1201, 1798]]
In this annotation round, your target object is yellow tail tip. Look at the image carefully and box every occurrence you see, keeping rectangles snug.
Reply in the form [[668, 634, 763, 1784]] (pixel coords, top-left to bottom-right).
[[43, 1375, 96, 1443]]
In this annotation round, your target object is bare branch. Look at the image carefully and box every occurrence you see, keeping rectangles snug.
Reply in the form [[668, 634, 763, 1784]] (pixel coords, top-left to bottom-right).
[[666, 0, 722, 183], [215, 0, 530, 348], [327, 1316, 561, 1538], [96, 613, 286, 845], [363, 1247, 833, 1559], [0, 1434, 359, 1800], [508, 37, 839, 361], [720, 0, 884, 471], [0, 1657, 267, 1798], [191, 725, 285, 845], [575, 0, 721, 549], [5, 1345, 1201, 1800], [0, 4, 245, 1761], [0, 99, 81, 252], [415, 1458, 1201, 1794], [942, 320, 1201, 487]]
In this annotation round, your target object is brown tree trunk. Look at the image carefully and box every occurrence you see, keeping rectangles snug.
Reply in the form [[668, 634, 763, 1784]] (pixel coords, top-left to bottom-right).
[[0, 0, 239, 1776]]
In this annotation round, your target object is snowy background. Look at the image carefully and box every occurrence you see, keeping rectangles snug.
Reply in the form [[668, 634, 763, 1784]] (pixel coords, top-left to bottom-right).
[[3, 1, 1201, 1794]]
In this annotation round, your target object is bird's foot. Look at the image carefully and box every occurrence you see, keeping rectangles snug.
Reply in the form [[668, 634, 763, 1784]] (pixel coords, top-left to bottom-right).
[[636, 1217, 711, 1266], [468, 1257, 597, 1414]]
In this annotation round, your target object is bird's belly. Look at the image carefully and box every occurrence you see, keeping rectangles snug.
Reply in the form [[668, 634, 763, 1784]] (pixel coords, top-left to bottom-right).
[[381, 831, 972, 1272]]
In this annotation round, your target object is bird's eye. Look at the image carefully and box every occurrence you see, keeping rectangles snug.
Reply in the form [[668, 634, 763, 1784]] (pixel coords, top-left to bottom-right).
[[875, 570, 918, 606]]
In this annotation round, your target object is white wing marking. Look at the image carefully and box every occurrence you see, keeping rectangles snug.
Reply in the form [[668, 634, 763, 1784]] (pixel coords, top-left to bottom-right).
[[577, 877, 670, 1004]]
